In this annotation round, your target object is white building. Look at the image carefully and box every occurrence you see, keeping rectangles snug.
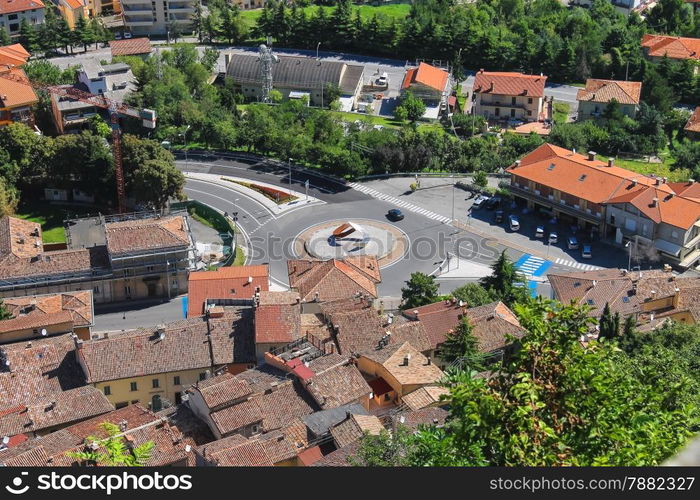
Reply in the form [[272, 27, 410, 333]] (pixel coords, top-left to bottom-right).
[[0, 0, 45, 38], [120, 0, 194, 36]]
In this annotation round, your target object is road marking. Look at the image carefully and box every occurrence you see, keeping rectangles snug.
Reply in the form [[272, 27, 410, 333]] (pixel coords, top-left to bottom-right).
[[349, 181, 452, 224], [515, 254, 552, 279], [554, 257, 601, 271]]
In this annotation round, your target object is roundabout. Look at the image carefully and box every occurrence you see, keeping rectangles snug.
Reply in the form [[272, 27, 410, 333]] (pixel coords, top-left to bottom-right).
[[293, 219, 409, 267]]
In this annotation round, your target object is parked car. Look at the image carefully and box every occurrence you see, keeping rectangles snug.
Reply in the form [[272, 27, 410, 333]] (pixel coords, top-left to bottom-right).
[[495, 210, 504, 223], [509, 215, 520, 231], [114, 32, 123, 40], [582, 245, 592, 259], [485, 196, 502, 210], [387, 208, 404, 221], [376, 73, 388, 86], [123, 32, 133, 39], [567, 236, 579, 250], [472, 194, 490, 209], [535, 226, 545, 238], [548, 232, 558, 244]]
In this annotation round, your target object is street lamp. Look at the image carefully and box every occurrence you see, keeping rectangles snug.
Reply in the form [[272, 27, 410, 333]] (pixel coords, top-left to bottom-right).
[[179, 125, 191, 168], [451, 175, 456, 221], [288, 158, 293, 196], [316, 42, 321, 60]]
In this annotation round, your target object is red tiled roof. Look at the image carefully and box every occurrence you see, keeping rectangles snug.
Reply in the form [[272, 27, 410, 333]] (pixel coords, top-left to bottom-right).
[[642, 34, 700, 61], [401, 62, 449, 92], [0, 67, 38, 109], [0, 43, 30, 67], [576, 79, 642, 105], [187, 265, 269, 317], [109, 37, 152, 57], [402, 300, 465, 350], [473, 70, 546, 98], [254, 302, 301, 345], [287, 257, 380, 302], [105, 216, 190, 256], [297, 445, 323, 466], [0, 0, 44, 15], [368, 377, 392, 396], [684, 107, 700, 133], [0, 290, 93, 336]]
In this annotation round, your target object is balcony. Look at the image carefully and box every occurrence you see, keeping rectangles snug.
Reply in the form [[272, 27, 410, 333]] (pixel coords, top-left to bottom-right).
[[479, 101, 527, 110], [123, 16, 154, 26], [122, 4, 152, 13], [509, 183, 601, 223]]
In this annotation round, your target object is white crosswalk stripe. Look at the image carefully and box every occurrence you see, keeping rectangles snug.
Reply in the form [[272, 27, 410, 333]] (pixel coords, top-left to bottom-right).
[[349, 182, 453, 224], [553, 257, 601, 271]]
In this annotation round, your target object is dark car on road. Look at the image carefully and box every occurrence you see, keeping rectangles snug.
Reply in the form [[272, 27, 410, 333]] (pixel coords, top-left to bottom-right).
[[495, 210, 504, 223], [472, 194, 490, 209], [387, 209, 404, 221], [485, 196, 502, 210]]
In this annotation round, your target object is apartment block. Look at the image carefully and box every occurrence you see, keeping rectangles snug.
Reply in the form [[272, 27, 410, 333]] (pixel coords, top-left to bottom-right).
[[120, 0, 194, 37]]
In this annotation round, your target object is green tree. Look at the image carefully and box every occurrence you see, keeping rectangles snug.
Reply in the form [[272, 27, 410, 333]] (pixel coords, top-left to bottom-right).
[[438, 317, 486, 369], [0, 27, 11, 47], [74, 15, 95, 52], [131, 159, 185, 210], [18, 19, 39, 53], [220, 6, 248, 44], [479, 251, 528, 307], [451, 282, 494, 307], [350, 427, 417, 466], [396, 91, 426, 124], [473, 170, 488, 188], [599, 302, 620, 340], [401, 272, 439, 309], [67, 422, 154, 466]]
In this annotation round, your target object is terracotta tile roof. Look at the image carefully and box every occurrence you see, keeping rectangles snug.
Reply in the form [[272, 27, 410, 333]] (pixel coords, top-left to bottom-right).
[[0, 67, 38, 108], [280, 418, 310, 450], [297, 444, 323, 465], [402, 300, 466, 350], [310, 440, 359, 466], [330, 413, 384, 448], [79, 312, 253, 383], [321, 299, 386, 355], [255, 301, 301, 344], [0, 0, 44, 16], [109, 37, 152, 57], [254, 381, 318, 431], [232, 364, 288, 394], [392, 407, 449, 431], [368, 377, 393, 396], [386, 320, 432, 353], [257, 290, 299, 305], [668, 180, 700, 201], [473, 70, 546, 98], [509, 143, 700, 229], [359, 342, 444, 387], [0, 216, 42, 258], [287, 257, 381, 302], [0, 290, 94, 336], [105, 215, 190, 256], [250, 429, 298, 464], [401, 62, 449, 92], [401, 386, 450, 411], [192, 372, 252, 410], [187, 265, 269, 317], [577, 79, 642, 105], [302, 362, 371, 410], [685, 107, 700, 133], [0, 404, 195, 467], [210, 399, 263, 436], [464, 301, 527, 353], [641, 34, 700, 61], [0, 386, 113, 438], [0, 334, 84, 410], [0, 43, 30, 67], [63, 0, 84, 9]]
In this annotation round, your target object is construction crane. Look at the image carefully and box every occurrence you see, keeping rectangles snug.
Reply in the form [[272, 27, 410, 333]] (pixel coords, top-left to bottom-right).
[[0, 65, 157, 213]]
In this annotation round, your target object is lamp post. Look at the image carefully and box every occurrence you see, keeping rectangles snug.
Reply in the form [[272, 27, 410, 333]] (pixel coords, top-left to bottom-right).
[[179, 125, 191, 168], [288, 158, 293, 196], [316, 42, 321, 60], [451, 175, 455, 221]]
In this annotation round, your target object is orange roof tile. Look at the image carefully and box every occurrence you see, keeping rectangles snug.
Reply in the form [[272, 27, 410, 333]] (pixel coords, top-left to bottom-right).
[[187, 265, 269, 317], [0, 0, 44, 15], [401, 62, 449, 92], [63, 0, 83, 9], [641, 34, 700, 61], [684, 107, 700, 133], [0, 67, 38, 108], [287, 258, 380, 302], [510, 144, 700, 229], [254, 301, 301, 344], [0, 43, 30, 67], [576, 79, 642, 105], [109, 38, 152, 57], [473, 70, 546, 98]]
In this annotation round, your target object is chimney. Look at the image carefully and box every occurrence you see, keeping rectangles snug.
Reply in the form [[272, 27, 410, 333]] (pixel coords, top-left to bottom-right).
[[592, 280, 597, 287], [655, 177, 661, 186], [426, 356, 432, 366], [402, 354, 411, 366], [572, 148, 576, 154], [607, 158, 614, 167], [514, 160, 521, 168], [247, 276, 253, 284], [119, 420, 128, 432], [413, 309, 419, 318], [587, 151, 596, 161], [479, 68, 484, 73], [224, 53, 231, 68], [314, 292, 320, 302], [73, 336, 83, 350], [651, 198, 658, 207]]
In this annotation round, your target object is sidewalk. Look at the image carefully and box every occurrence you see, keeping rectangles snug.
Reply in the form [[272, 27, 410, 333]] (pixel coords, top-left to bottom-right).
[[183, 172, 325, 216]]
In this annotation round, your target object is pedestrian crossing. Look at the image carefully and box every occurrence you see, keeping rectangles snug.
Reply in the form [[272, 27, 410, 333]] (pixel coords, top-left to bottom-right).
[[553, 257, 600, 271], [349, 182, 453, 223], [515, 254, 552, 279]]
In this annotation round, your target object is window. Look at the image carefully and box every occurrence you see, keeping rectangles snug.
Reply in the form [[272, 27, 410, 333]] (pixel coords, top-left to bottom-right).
[[104, 386, 111, 396], [579, 174, 587, 181], [547, 163, 556, 171], [152, 379, 160, 389], [131, 400, 139, 404], [199, 372, 206, 381], [173, 376, 181, 385], [384, 393, 391, 402], [115, 402, 128, 409], [528, 97, 533, 104], [251, 424, 260, 434], [125, 285, 131, 297], [511, 97, 516, 105], [8, 14, 17, 20], [672, 230, 679, 240], [147, 265, 154, 272], [175, 392, 182, 405], [495, 107, 500, 116], [93, 285, 100, 294], [527, 110, 532, 116], [130, 382, 138, 391], [510, 109, 515, 117], [230, 288, 236, 294]]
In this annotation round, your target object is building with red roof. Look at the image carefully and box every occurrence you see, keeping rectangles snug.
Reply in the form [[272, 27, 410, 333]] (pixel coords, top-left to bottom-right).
[[641, 34, 700, 70], [576, 78, 642, 120], [187, 264, 269, 317], [472, 69, 548, 124], [0, 42, 37, 127], [401, 61, 452, 113], [508, 143, 700, 268]]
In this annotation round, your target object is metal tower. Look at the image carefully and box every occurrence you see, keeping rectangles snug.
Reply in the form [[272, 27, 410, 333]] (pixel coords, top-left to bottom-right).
[[258, 42, 278, 103]]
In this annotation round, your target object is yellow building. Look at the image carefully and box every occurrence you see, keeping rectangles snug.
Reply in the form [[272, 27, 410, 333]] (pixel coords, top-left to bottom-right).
[[57, 0, 87, 29], [76, 307, 256, 410]]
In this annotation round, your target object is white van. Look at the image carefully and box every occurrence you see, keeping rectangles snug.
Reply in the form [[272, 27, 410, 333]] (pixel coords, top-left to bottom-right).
[[377, 73, 388, 86]]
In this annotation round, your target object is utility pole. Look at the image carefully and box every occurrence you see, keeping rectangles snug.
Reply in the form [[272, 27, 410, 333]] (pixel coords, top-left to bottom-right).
[[288, 158, 293, 196]]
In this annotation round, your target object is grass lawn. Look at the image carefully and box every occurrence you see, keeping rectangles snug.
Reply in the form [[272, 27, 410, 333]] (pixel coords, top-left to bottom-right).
[[15, 203, 93, 244], [232, 245, 246, 266], [331, 111, 443, 133], [553, 102, 569, 125], [239, 3, 411, 30], [613, 157, 690, 182]]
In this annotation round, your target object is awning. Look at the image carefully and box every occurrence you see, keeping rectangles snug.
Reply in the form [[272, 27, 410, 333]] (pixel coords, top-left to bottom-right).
[[654, 239, 682, 257]]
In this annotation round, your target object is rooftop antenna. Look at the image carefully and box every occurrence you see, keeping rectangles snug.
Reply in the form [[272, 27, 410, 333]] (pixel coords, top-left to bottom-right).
[[258, 39, 279, 103]]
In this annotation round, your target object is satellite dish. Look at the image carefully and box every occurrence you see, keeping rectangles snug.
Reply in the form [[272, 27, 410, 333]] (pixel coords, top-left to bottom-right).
[[41, 329, 47, 336]]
